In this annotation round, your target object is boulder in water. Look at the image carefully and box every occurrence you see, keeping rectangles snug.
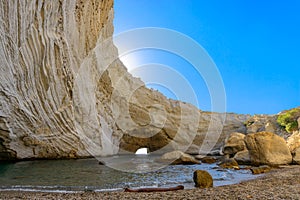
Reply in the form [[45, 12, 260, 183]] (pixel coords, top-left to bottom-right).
[[193, 170, 213, 188]]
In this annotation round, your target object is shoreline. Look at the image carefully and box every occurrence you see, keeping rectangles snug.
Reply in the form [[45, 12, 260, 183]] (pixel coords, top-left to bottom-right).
[[1, 165, 299, 200]]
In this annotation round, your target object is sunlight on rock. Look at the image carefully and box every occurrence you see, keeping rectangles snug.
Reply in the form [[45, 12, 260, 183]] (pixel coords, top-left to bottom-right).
[[119, 53, 140, 73], [135, 148, 149, 155]]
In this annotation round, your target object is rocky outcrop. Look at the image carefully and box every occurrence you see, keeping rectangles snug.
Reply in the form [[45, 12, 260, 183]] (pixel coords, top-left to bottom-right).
[[244, 115, 289, 138], [245, 132, 292, 166]]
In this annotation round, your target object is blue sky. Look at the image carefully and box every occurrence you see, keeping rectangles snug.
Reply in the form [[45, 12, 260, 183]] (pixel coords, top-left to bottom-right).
[[113, 1, 300, 115]]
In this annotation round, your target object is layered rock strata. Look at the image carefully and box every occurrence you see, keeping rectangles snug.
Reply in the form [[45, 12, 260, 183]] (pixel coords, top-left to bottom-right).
[[0, 1, 294, 161]]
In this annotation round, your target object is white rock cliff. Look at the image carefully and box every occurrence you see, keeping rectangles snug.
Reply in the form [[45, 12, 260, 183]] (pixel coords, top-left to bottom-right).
[[0, 0, 255, 160]]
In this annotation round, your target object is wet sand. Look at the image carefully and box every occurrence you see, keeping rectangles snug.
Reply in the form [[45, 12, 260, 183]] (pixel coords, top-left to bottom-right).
[[1, 165, 300, 200]]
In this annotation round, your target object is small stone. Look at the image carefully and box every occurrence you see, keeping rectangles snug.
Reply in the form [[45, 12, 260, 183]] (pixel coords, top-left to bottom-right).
[[193, 170, 213, 188]]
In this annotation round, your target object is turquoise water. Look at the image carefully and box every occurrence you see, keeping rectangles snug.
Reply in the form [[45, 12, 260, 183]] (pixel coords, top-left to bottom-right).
[[0, 155, 259, 193]]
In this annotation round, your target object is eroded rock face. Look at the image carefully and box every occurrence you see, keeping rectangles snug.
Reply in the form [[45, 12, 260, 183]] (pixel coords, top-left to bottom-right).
[[0, 0, 126, 159], [1, 1, 294, 160], [0, 0, 254, 160], [245, 132, 292, 166]]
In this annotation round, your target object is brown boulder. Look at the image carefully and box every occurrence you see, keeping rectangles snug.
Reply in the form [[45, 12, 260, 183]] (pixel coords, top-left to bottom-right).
[[223, 132, 246, 155], [193, 170, 213, 188], [245, 132, 292, 166]]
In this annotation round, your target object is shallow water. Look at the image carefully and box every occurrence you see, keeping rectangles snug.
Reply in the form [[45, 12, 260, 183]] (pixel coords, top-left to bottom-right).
[[0, 155, 260, 193]]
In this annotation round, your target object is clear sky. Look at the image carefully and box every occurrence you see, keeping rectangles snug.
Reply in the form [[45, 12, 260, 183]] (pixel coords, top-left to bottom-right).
[[113, 0, 300, 115]]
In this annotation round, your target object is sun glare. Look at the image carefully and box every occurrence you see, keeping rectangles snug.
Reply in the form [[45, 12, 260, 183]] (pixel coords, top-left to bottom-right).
[[119, 54, 140, 72]]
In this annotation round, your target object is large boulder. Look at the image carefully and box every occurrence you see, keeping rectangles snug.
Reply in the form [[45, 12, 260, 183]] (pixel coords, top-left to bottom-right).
[[245, 132, 292, 165], [223, 132, 246, 155], [160, 151, 200, 165], [193, 170, 213, 188]]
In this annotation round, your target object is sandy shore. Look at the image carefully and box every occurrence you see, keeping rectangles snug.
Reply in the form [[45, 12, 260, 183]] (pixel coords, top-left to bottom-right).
[[1, 165, 299, 200]]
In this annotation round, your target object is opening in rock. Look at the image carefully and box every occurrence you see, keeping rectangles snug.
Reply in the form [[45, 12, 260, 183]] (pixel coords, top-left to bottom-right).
[[135, 147, 149, 155]]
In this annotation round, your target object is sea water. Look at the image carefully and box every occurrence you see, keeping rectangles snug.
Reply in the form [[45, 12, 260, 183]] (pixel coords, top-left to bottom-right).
[[0, 155, 260, 193]]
